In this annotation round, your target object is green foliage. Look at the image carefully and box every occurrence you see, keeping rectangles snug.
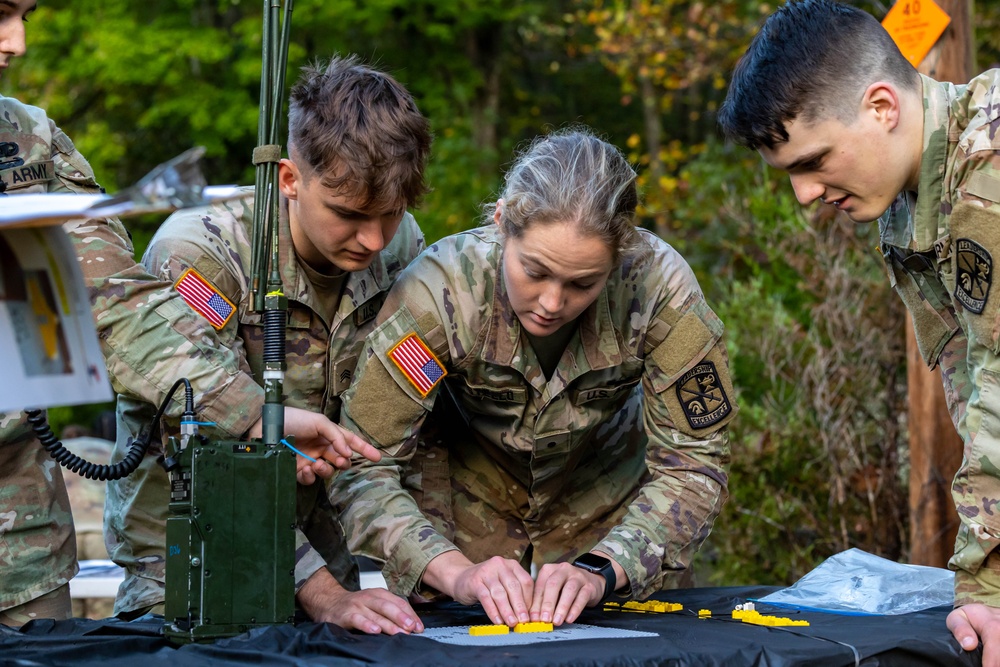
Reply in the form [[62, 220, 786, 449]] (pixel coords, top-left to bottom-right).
[[6, 0, 994, 588], [681, 142, 908, 585]]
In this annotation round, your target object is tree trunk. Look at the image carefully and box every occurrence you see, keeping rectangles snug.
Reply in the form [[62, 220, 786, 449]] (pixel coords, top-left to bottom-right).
[[639, 74, 668, 238], [906, 0, 974, 567]]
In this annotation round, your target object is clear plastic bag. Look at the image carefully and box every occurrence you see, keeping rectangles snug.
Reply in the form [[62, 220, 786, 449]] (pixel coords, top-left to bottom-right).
[[756, 548, 954, 615]]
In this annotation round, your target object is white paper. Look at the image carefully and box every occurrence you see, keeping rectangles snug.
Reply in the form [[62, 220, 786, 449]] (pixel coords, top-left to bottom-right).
[[0, 186, 241, 228], [420, 623, 658, 646], [0, 226, 113, 411]]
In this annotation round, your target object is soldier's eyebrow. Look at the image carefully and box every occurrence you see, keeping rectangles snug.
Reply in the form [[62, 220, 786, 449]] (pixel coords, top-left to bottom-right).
[[783, 148, 828, 173], [0, 0, 37, 14]]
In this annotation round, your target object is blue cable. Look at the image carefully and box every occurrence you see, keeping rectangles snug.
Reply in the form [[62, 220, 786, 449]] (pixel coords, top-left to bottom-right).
[[280, 438, 316, 462]]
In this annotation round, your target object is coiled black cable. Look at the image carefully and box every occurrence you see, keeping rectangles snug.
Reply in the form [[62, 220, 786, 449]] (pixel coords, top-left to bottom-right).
[[26, 377, 194, 481]]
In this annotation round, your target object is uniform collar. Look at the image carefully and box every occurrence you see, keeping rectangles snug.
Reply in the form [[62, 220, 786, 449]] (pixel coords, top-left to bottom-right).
[[912, 75, 952, 250]]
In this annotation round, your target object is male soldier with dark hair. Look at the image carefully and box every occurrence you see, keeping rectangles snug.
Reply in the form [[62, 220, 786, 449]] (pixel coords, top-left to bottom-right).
[[719, 0, 1000, 661], [1, 0, 374, 626], [106, 56, 433, 634]]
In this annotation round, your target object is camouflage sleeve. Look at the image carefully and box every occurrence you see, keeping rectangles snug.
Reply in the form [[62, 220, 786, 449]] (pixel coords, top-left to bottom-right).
[[68, 219, 262, 437], [334, 268, 460, 597], [42, 117, 262, 437], [0, 412, 78, 609], [138, 206, 264, 437], [293, 530, 330, 592], [596, 271, 735, 599], [139, 207, 336, 594], [944, 177, 1000, 605]]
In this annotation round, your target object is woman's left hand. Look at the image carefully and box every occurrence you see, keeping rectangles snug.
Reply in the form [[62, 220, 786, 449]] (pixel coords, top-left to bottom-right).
[[530, 562, 605, 626]]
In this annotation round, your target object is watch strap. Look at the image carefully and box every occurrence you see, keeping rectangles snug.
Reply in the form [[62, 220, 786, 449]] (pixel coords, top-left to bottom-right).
[[572, 555, 615, 602]]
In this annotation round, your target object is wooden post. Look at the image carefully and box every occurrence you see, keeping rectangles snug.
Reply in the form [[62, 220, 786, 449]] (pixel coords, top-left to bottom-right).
[[906, 0, 974, 567]]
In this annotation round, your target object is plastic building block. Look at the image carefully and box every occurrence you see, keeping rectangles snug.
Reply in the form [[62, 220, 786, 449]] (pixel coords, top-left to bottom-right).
[[469, 624, 510, 636], [513, 621, 554, 633], [698, 609, 711, 618], [731, 605, 809, 627], [620, 600, 683, 613]]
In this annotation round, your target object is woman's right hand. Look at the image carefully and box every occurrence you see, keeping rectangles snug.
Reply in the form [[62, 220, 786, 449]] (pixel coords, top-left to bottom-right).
[[424, 551, 535, 627]]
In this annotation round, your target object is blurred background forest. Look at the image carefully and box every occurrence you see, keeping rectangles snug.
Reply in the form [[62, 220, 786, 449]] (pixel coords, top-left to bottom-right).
[[5, 0, 1000, 586]]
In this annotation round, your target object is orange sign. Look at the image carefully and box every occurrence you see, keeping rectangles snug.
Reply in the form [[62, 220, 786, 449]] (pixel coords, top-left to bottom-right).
[[881, 0, 951, 66]]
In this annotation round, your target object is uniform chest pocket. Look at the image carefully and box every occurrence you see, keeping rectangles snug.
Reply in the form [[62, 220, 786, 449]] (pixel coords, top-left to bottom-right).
[[885, 248, 960, 367]]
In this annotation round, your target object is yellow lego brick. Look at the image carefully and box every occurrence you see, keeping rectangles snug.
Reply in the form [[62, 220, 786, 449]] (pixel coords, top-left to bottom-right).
[[698, 609, 711, 618], [469, 624, 510, 636], [513, 621, 554, 633], [604, 601, 621, 607], [619, 600, 683, 613], [736, 611, 810, 627], [768, 618, 810, 627]]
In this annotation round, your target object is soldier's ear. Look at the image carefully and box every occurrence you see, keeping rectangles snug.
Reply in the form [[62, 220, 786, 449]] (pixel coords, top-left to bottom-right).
[[862, 81, 901, 131], [493, 199, 503, 225], [278, 158, 300, 199]]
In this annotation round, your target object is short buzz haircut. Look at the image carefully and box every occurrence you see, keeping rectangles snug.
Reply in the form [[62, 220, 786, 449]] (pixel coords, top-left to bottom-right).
[[718, 0, 920, 150], [287, 55, 432, 212]]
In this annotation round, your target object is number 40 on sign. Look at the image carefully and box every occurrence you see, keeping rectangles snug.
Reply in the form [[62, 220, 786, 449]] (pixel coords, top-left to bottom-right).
[[881, 0, 951, 66]]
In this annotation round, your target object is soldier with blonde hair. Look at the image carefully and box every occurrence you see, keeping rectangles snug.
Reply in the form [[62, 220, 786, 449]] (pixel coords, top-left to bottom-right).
[[333, 128, 735, 628]]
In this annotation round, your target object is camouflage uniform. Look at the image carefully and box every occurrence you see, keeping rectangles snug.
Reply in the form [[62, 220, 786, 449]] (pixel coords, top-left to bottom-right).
[[105, 188, 424, 614], [0, 95, 104, 618], [334, 226, 735, 600], [61, 436, 116, 619], [878, 70, 1000, 606]]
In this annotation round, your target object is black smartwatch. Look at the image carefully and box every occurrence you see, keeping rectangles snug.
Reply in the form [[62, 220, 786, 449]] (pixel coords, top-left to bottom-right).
[[572, 552, 616, 602]]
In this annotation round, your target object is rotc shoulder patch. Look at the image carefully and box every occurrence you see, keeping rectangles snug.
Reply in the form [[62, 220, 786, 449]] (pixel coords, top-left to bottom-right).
[[955, 238, 992, 314], [174, 268, 236, 330], [676, 361, 732, 430], [387, 332, 447, 398]]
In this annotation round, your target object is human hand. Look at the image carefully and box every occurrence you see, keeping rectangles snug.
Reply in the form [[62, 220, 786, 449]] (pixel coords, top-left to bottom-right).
[[530, 561, 604, 626], [297, 568, 423, 635], [947, 603, 999, 664], [248, 406, 381, 484], [424, 551, 534, 627]]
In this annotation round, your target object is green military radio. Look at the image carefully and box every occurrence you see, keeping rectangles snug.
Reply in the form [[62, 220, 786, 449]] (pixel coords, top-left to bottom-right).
[[161, 430, 297, 641], [162, 0, 297, 643], [25, 0, 300, 645]]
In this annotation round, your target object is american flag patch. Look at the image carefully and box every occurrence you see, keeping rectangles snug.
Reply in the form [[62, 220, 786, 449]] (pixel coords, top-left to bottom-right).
[[174, 268, 236, 330], [387, 332, 447, 397]]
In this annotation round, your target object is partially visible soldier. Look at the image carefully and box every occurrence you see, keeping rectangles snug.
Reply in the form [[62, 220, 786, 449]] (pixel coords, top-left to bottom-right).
[[1, 0, 93, 626], [0, 0, 364, 626], [106, 56, 432, 634], [718, 0, 1000, 661]]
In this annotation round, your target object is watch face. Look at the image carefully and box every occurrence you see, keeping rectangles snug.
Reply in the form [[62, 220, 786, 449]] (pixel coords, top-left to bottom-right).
[[574, 553, 611, 571]]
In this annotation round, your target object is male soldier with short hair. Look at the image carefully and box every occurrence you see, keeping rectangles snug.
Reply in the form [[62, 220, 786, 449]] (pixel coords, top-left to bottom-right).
[[1, 0, 373, 626], [106, 56, 432, 634], [719, 0, 1000, 661]]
